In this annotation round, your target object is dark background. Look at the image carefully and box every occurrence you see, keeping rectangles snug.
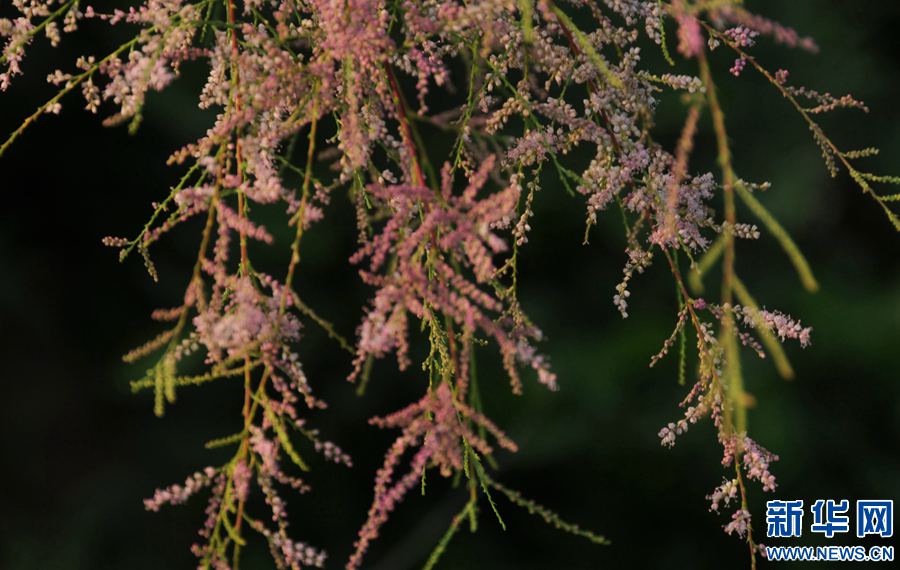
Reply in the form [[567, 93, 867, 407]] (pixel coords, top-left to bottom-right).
[[1, 2, 898, 568]]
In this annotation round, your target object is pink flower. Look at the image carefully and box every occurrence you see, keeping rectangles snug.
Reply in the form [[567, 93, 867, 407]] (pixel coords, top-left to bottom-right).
[[724, 509, 752, 537], [674, 1, 704, 59], [349, 156, 555, 394], [144, 467, 218, 512], [349, 383, 517, 569]]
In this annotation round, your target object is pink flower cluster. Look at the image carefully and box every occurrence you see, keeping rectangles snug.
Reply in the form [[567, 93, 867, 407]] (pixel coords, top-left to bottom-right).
[[735, 305, 813, 348], [349, 382, 517, 569], [144, 466, 218, 511], [350, 156, 556, 394]]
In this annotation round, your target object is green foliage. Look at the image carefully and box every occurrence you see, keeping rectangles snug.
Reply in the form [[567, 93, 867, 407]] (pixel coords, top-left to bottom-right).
[[735, 180, 819, 293]]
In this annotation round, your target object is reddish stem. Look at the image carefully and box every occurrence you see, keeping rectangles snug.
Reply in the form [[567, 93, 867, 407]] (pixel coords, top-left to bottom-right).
[[385, 65, 426, 187]]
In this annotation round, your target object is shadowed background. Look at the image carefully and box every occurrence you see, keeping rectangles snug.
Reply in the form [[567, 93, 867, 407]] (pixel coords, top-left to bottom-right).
[[1, 1, 898, 568]]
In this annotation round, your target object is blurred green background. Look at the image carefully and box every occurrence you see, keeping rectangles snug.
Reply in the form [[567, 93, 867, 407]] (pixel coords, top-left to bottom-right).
[[1, 1, 898, 568]]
